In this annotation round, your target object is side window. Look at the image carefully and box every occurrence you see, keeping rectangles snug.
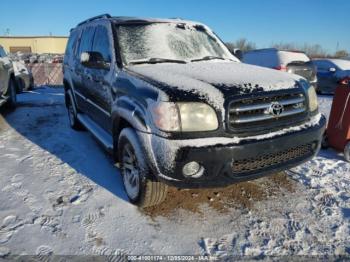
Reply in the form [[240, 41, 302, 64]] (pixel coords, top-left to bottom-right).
[[77, 27, 96, 57], [316, 61, 331, 71], [92, 26, 112, 63], [65, 31, 79, 56]]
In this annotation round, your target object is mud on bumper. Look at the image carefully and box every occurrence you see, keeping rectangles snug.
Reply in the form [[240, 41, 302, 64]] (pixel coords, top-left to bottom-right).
[[141, 115, 326, 188]]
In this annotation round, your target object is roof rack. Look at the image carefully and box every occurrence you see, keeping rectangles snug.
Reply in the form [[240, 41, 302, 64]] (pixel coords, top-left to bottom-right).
[[77, 14, 112, 27]]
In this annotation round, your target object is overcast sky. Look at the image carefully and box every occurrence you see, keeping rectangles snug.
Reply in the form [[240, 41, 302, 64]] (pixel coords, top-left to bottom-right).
[[0, 0, 349, 53]]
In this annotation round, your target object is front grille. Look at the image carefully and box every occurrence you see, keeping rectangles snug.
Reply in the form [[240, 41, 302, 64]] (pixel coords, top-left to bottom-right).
[[231, 143, 314, 175], [228, 89, 308, 135]]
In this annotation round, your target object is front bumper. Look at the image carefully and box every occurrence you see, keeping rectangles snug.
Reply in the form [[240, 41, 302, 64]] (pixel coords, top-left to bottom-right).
[[141, 114, 326, 188]]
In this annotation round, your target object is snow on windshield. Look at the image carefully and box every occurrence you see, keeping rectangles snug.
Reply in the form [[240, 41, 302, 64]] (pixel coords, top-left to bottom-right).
[[116, 23, 235, 64], [332, 59, 350, 70]]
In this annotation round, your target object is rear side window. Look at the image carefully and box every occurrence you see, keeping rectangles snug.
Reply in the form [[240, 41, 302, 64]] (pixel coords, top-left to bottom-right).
[[92, 26, 112, 63], [243, 50, 278, 68], [78, 27, 95, 57], [314, 60, 334, 71], [65, 31, 79, 56]]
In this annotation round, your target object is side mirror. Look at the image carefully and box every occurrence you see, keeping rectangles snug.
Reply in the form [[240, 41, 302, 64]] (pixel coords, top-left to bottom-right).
[[80, 51, 110, 70], [233, 48, 243, 60], [329, 67, 336, 73]]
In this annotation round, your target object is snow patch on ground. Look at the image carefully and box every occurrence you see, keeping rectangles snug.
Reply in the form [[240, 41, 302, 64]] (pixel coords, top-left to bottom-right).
[[0, 88, 348, 258]]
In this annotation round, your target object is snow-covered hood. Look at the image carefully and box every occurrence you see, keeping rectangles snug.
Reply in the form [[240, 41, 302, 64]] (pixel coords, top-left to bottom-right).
[[128, 61, 303, 110]]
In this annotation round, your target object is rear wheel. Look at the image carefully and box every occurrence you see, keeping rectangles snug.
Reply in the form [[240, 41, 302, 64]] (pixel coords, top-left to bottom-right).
[[118, 128, 168, 208], [344, 142, 350, 162], [66, 90, 83, 130], [321, 133, 329, 149]]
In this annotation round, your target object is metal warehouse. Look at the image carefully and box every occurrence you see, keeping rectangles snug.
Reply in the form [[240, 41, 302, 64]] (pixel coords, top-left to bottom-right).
[[0, 36, 68, 54]]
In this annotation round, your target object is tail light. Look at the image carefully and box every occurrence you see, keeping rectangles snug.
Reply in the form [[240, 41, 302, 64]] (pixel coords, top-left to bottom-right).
[[339, 77, 350, 85], [274, 65, 287, 72]]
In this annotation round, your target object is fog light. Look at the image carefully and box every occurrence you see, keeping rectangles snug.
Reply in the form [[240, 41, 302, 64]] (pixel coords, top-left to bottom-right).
[[182, 161, 203, 178]]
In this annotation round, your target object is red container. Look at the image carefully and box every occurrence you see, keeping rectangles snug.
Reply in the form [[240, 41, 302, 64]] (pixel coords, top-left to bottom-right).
[[326, 85, 350, 154]]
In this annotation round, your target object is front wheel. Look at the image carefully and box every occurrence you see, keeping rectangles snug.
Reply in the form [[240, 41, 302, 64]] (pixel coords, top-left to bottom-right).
[[6, 78, 17, 108], [344, 142, 350, 162], [118, 128, 168, 208]]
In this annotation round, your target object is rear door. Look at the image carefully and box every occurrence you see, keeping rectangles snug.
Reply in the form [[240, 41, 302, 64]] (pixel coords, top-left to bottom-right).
[[74, 27, 96, 112], [85, 25, 113, 132]]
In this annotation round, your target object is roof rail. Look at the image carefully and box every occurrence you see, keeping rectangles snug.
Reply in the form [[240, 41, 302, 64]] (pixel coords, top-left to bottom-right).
[[77, 14, 112, 27]]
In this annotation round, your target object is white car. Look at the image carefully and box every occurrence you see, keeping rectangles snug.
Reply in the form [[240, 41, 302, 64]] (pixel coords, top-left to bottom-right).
[[0, 45, 16, 108], [13, 61, 34, 92], [243, 48, 318, 89]]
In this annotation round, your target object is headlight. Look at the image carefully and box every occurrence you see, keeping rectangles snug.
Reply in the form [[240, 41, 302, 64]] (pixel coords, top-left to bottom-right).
[[150, 102, 218, 132], [299, 80, 318, 112], [307, 86, 318, 112]]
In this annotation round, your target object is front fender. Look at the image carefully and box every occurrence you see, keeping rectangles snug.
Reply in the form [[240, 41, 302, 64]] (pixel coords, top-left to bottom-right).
[[111, 96, 151, 134]]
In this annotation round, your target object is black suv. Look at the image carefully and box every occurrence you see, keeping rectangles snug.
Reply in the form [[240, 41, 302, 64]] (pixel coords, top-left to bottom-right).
[[63, 14, 326, 207]]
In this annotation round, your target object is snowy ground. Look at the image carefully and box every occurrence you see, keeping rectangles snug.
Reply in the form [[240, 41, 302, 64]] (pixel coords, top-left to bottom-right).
[[0, 87, 349, 259]]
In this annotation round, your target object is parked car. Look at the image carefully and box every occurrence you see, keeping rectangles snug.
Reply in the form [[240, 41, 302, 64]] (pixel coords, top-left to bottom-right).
[[13, 61, 34, 92], [0, 45, 17, 108], [63, 15, 326, 207], [243, 48, 318, 89], [312, 59, 350, 94]]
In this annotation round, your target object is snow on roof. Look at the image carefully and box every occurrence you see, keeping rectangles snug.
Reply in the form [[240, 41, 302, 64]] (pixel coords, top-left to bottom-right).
[[112, 16, 205, 26]]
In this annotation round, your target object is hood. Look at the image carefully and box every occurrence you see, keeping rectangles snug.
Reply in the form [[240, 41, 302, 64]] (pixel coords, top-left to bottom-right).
[[127, 61, 303, 110]]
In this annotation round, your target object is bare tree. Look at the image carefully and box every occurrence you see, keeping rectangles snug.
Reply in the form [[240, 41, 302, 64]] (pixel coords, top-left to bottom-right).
[[334, 50, 349, 58], [225, 38, 256, 53], [272, 42, 328, 58], [226, 38, 349, 59]]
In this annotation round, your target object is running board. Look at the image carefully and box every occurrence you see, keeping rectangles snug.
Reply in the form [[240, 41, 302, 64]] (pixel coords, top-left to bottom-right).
[[77, 113, 113, 153]]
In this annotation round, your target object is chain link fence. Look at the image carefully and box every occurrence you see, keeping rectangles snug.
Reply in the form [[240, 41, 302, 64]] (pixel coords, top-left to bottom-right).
[[27, 63, 63, 86]]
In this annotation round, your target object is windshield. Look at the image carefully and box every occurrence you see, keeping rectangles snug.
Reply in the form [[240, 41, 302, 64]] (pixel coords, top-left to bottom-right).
[[332, 59, 350, 70], [115, 22, 236, 65]]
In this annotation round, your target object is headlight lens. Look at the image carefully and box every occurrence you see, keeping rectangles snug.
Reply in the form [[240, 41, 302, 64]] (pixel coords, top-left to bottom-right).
[[299, 80, 318, 112], [177, 103, 218, 132], [150, 102, 218, 132], [307, 86, 318, 112]]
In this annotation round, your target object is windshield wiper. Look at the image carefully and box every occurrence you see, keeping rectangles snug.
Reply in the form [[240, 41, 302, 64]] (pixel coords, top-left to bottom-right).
[[129, 58, 187, 65], [191, 56, 232, 62]]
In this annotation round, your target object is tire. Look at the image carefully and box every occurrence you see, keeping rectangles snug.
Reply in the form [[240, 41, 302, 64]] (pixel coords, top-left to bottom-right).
[[118, 128, 168, 208], [344, 142, 350, 162], [321, 133, 329, 149], [6, 78, 17, 109], [66, 90, 83, 130], [15, 77, 24, 94]]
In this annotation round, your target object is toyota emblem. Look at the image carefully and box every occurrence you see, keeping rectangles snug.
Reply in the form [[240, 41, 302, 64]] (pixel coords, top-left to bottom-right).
[[269, 102, 284, 117]]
